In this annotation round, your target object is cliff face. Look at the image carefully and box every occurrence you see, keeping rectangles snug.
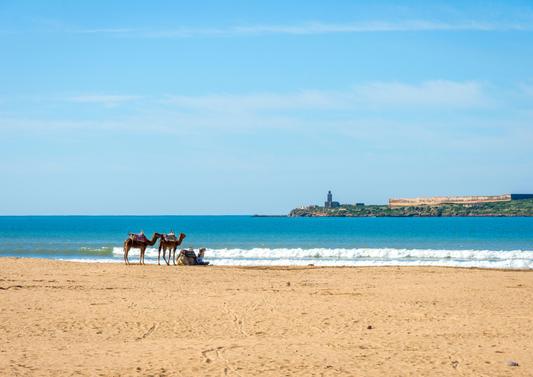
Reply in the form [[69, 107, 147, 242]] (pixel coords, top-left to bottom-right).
[[289, 199, 533, 217]]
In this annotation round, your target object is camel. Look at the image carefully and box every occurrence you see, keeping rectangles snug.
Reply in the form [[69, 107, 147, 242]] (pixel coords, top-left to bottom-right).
[[176, 248, 209, 266], [158, 232, 186, 265], [176, 248, 198, 266], [123, 232, 161, 265]]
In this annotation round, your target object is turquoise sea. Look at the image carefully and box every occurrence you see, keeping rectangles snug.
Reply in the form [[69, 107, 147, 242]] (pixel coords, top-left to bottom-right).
[[1, 216, 532, 269]]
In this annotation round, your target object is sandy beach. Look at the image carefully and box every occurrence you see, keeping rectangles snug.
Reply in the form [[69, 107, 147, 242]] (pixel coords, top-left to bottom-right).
[[0, 258, 532, 376]]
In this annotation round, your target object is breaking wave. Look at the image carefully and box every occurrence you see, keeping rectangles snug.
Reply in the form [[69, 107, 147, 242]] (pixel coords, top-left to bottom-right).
[[111, 247, 533, 269]]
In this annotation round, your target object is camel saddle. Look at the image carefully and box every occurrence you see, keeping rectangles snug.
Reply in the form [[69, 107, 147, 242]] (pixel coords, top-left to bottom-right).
[[129, 233, 148, 242], [183, 250, 196, 258], [162, 233, 178, 242]]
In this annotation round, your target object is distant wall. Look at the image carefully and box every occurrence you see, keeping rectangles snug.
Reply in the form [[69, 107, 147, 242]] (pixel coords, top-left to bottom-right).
[[389, 194, 512, 207]]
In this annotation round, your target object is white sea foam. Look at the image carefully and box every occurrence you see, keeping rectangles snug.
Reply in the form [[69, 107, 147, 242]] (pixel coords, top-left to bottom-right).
[[111, 247, 533, 269]]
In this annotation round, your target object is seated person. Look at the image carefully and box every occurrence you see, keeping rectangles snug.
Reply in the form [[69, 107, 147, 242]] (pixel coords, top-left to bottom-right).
[[196, 248, 209, 265]]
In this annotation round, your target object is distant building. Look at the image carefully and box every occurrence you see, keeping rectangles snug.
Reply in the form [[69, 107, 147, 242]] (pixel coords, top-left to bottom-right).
[[511, 194, 533, 200], [389, 193, 533, 208], [324, 190, 340, 208]]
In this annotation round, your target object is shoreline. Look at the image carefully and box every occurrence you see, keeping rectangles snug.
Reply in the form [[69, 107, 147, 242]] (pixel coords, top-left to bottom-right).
[[3, 250, 533, 270], [2, 256, 533, 272]]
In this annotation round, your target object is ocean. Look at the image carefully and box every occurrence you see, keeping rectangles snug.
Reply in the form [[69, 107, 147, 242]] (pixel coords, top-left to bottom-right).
[[1, 216, 532, 269]]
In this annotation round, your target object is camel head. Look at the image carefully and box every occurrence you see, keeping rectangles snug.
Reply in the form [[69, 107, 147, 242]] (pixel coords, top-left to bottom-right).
[[146, 232, 162, 244]]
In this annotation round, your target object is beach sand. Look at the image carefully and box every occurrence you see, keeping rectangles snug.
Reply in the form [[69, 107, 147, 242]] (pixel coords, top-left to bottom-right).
[[0, 258, 532, 376]]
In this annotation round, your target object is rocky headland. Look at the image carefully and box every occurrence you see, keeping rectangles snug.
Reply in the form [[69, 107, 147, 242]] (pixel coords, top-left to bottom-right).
[[289, 199, 533, 217]]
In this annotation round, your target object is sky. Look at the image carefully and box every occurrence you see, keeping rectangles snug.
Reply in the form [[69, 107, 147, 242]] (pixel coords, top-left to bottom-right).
[[1, 0, 533, 215]]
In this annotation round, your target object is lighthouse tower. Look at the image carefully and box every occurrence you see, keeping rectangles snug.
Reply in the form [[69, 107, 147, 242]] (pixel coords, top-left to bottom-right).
[[325, 190, 339, 208]]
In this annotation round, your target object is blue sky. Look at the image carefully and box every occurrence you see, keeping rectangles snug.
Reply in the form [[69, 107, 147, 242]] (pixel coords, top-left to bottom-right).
[[1, 0, 533, 214]]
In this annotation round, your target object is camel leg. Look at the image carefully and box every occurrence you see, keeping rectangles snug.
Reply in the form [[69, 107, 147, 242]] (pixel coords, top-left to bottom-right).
[[139, 247, 143, 265], [124, 244, 129, 265], [165, 248, 170, 266], [158, 245, 161, 265]]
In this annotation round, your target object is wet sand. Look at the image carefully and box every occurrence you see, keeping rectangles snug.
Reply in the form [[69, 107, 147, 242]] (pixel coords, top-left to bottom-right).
[[0, 258, 532, 376]]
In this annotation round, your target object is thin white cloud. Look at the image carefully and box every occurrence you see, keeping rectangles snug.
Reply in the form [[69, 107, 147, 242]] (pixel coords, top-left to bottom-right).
[[356, 80, 488, 108], [519, 83, 533, 97], [75, 28, 137, 34], [230, 20, 529, 34], [164, 90, 342, 112], [68, 94, 140, 107], [0, 80, 514, 139], [71, 20, 533, 38], [164, 81, 490, 112]]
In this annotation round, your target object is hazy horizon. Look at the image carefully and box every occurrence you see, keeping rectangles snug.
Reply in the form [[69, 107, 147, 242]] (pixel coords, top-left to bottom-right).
[[1, 0, 532, 215]]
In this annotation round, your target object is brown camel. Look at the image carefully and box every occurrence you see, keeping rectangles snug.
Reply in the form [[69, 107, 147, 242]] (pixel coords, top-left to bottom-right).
[[158, 232, 186, 265], [123, 232, 161, 265]]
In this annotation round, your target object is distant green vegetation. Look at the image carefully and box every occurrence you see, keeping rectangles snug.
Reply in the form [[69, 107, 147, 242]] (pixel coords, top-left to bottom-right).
[[289, 199, 533, 217]]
